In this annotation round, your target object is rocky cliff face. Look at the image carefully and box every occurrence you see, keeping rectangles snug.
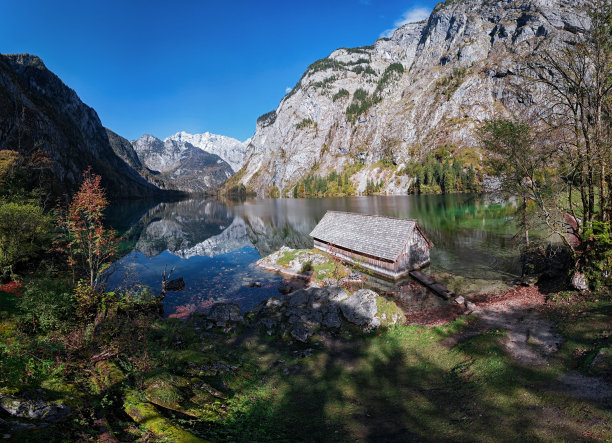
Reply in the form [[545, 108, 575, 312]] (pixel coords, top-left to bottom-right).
[[237, 0, 588, 196], [132, 134, 234, 193], [0, 54, 164, 198], [166, 131, 248, 172]]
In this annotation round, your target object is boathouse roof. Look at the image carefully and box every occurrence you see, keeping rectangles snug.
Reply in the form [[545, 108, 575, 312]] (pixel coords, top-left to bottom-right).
[[309, 211, 433, 261]]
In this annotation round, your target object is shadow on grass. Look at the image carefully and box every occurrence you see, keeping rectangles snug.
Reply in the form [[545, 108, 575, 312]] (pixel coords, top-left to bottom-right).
[[182, 321, 607, 442]]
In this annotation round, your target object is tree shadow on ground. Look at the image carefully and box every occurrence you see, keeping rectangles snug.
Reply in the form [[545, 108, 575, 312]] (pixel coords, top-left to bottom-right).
[[187, 316, 610, 442]]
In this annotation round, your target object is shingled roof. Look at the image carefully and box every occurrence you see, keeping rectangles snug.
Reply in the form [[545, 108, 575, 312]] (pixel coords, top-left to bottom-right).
[[309, 211, 432, 261]]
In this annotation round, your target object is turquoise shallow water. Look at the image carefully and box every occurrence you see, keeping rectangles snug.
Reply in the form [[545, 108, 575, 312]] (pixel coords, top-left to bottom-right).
[[106, 194, 520, 317]]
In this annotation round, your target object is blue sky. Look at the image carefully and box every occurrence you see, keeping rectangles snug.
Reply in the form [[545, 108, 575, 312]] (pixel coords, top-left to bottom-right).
[[0, 0, 434, 141]]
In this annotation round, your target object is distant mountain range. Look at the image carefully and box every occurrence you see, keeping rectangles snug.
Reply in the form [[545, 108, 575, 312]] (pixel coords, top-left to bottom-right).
[[131, 134, 234, 194], [0, 52, 250, 197], [166, 131, 248, 173]]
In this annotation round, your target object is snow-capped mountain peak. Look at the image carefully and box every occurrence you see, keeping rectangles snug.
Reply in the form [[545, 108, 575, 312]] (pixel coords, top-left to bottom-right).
[[166, 131, 248, 172]]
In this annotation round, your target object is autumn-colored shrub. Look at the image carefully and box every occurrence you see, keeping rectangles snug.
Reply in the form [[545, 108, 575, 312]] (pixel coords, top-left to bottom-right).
[[60, 168, 117, 291]]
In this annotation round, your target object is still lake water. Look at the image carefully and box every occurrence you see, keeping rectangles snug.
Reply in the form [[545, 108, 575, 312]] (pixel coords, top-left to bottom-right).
[[106, 194, 520, 318]]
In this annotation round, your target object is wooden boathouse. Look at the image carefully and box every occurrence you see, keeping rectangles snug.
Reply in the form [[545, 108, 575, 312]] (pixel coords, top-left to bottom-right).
[[309, 211, 433, 280]]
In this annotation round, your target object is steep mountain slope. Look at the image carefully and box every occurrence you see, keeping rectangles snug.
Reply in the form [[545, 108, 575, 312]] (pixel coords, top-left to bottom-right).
[[166, 131, 248, 172], [237, 0, 588, 196], [132, 134, 233, 193], [0, 53, 164, 198]]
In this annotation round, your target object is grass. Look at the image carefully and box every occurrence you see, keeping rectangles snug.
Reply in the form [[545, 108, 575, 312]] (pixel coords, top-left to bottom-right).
[[181, 307, 611, 441], [275, 249, 300, 266], [2, 277, 611, 441], [310, 258, 349, 282], [543, 290, 612, 377]]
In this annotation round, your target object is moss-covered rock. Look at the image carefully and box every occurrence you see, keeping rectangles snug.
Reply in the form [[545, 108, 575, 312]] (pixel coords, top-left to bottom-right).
[[257, 247, 351, 283], [40, 379, 83, 408], [91, 361, 125, 394], [124, 391, 208, 442], [376, 296, 405, 327], [143, 372, 207, 418], [590, 347, 612, 376]]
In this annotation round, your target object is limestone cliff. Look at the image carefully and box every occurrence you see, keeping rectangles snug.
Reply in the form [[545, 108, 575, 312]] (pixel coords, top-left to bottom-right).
[[237, 0, 588, 196]]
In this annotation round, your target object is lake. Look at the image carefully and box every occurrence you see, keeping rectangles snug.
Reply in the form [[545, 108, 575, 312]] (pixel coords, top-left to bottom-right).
[[106, 194, 520, 318]]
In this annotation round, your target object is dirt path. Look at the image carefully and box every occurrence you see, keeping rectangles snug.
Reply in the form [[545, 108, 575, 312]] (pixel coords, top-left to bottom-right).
[[448, 286, 612, 402]]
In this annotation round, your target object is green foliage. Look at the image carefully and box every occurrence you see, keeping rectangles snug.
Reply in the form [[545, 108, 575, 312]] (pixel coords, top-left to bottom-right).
[[225, 184, 247, 200], [341, 45, 374, 54], [269, 186, 281, 198], [0, 201, 50, 276], [352, 65, 377, 75], [346, 88, 375, 123], [375, 63, 404, 93], [478, 118, 556, 253], [306, 57, 347, 74], [18, 277, 76, 333], [582, 221, 612, 289], [344, 64, 404, 123], [332, 88, 350, 101], [296, 118, 317, 130], [365, 178, 384, 195], [411, 154, 476, 194], [294, 169, 356, 198], [257, 110, 277, 127], [311, 75, 338, 90]]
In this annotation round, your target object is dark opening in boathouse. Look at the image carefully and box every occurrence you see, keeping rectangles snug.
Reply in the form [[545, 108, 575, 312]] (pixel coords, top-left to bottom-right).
[[309, 211, 433, 280]]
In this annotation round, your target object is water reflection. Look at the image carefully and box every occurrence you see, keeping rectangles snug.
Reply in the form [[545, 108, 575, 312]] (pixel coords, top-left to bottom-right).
[[106, 194, 520, 317]]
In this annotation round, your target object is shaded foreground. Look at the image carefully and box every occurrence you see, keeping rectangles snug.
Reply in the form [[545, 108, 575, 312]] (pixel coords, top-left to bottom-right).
[[0, 283, 610, 441]]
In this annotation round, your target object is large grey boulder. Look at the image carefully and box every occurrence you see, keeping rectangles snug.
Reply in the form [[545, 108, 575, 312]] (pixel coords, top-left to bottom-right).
[[203, 303, 243, 328], [570, 272, 588, 291], [0, 397, 71, 423], [250, 286, 403, 342], [339, 289, 380, 329]]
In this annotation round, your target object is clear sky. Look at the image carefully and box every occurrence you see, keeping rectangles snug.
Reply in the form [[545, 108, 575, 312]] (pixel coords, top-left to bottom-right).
[[0, 0, 434, 142]]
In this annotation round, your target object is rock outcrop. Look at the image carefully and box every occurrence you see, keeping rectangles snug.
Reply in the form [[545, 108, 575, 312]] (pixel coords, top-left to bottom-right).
[[236, 0, 588, 196]]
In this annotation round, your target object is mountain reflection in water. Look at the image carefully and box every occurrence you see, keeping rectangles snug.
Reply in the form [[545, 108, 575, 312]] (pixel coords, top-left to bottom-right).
[[106, 195, 520, 318]]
